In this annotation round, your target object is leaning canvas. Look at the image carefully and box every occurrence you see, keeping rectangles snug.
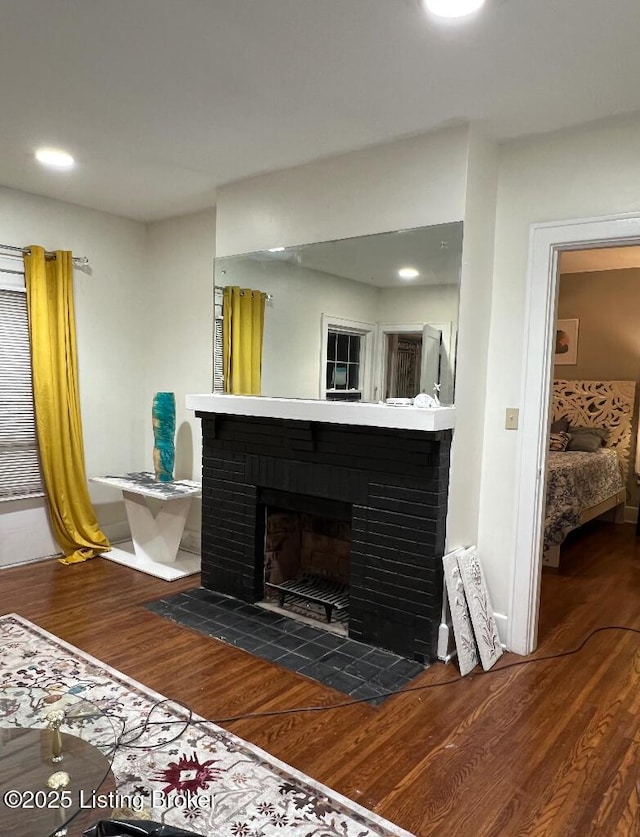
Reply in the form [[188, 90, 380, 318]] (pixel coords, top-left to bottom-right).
[[457, 547, 503, 671], [443, 548, 479, 676]]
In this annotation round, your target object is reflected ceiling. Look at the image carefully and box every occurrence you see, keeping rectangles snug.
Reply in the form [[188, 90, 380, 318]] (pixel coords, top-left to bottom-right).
[[244, 223, 463, 288]]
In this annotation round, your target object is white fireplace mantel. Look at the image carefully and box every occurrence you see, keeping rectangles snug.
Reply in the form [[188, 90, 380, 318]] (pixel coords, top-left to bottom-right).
[[186, 394, 455, 432]]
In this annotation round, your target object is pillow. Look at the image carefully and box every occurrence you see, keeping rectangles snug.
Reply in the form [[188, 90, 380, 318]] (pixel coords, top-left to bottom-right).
[[567, 426, 608, 452], [549, 431, 571, 452], [550, 417, 569, 433], [569, 426, 608, 441]]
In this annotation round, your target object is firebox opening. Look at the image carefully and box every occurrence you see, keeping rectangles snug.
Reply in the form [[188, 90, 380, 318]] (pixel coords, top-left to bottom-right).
[[260, 489, 351, 630]]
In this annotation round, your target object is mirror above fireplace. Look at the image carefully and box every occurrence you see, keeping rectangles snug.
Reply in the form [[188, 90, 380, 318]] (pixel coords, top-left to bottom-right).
[[214, 222, 463, 405]]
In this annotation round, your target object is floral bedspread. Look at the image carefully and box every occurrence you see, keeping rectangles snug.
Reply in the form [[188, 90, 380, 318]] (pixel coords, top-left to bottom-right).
[[544, 448, 624, 549]]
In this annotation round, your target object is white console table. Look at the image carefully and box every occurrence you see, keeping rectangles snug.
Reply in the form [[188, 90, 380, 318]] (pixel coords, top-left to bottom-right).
[[91, 472, 201, 581]]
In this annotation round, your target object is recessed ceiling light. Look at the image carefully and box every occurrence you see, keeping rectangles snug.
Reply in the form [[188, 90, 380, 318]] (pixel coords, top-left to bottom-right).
[[268, 247, 285, 253], [398, 267, 420, 279], [35, 147, 75, 170], [423, 0, 486, 19]]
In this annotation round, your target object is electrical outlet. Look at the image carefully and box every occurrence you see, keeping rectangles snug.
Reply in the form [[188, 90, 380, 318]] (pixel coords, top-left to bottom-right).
[[505, 408, 519, 430]]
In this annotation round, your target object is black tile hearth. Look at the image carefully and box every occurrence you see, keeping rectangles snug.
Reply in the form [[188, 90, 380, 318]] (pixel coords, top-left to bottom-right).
[[146, 588, 424, 704]]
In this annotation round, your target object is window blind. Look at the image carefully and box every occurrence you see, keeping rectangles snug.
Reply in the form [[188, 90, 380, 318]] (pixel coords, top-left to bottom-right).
[[0, 287, 44, 500]]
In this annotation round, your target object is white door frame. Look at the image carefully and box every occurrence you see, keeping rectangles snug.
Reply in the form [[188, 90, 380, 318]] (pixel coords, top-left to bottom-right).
[[509, 212, 640, 656], [374, 321, 452, 402]]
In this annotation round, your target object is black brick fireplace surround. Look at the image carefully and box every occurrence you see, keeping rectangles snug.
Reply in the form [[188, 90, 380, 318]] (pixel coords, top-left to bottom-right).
[[197, 412, 452, 664]]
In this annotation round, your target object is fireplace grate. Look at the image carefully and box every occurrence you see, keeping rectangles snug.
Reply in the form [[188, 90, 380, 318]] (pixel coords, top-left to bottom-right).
[[266, 573, 349, 623]]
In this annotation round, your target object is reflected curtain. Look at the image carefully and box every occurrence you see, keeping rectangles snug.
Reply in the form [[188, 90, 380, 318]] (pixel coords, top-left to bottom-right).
[[24, 246, 110, 564], [222, 286, 266, 394]]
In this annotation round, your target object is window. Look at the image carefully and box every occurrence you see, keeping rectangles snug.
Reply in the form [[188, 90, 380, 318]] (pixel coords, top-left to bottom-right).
[[0, 282, 44, 500], [325, 330, 362, 400], [320, 315, 375, 402]]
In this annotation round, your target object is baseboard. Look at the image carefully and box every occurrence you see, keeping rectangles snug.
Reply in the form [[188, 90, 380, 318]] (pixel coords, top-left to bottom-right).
[[437, 622, 455, 662], [0, 551, 62, 570], [600, 504, 636, 524], [0, 522, 201, 572], [494, 612, 508, 648]]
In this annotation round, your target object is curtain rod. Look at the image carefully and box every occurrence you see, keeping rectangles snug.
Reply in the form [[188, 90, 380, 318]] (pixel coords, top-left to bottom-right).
[[0, 243, 90, 268]]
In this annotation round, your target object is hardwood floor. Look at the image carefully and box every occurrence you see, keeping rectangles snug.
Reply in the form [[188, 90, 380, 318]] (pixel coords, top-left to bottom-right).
[[3, 520, 640, 836]]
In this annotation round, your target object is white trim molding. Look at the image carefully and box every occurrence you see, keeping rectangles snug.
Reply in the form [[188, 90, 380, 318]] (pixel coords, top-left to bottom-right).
[[509, 213, 640, 655], [186, 393, 456, 431]]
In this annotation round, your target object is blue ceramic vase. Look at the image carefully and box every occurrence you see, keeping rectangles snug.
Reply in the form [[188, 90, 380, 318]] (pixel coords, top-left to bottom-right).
[[152, 392, 176, 482]]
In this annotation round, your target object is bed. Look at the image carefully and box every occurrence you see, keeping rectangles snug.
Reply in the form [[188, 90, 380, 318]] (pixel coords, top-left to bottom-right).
[[542, 380, 636, 568]]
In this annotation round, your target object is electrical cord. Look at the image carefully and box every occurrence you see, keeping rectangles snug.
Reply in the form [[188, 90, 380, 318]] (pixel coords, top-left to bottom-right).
[[105, 624, 640, 754]]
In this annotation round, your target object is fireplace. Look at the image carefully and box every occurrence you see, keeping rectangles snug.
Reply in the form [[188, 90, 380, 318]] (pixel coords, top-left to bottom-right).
[[263, 490, 351, 625], [196, 409, 451, 663]]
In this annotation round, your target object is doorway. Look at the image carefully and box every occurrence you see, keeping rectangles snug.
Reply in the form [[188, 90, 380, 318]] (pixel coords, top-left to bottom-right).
[[376, 321, 452, 403], [385, 333, 422, 399], [509, 214, 640, 656]]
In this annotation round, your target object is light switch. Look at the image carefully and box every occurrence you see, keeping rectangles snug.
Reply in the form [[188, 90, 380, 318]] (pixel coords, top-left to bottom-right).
[[505, 408, 519, 430]]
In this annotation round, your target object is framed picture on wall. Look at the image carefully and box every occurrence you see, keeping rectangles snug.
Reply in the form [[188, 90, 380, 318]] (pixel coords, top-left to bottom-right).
[[554, 318, 579, 365]]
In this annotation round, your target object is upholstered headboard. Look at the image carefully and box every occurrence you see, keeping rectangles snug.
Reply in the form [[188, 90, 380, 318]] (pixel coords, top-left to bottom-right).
[[553, 380, 637, 478]]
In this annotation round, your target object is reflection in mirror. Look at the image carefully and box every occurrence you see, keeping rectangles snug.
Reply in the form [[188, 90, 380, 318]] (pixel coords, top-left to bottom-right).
[[214, 222, 463, 405]]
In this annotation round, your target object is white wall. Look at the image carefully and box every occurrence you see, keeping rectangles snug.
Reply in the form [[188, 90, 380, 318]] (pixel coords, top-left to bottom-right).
[[214, 123, 501, 578], [448, 130, 499, 552], [0, 194, 215, 567], [479, 112, 640, 631], [0, 186, 147, 565], [377, 284, 459, 328], [216, 125, 469, 256], [144, 209, 216, 541]]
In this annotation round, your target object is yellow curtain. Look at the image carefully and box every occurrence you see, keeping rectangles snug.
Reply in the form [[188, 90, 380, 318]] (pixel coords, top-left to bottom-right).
[[24, 246, 110, 564], [222, 286, 266, 394]]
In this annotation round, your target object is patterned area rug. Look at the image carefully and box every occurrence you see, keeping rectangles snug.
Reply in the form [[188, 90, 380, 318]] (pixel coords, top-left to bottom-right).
[[0, 614, 415, 837]]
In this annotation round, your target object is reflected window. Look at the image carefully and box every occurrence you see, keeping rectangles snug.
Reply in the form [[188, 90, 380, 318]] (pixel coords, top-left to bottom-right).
[[325, 329, 363, 402], [321, 315, 375, 401]]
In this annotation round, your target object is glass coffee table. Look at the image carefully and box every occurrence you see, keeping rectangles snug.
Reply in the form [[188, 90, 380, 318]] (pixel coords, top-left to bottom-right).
[[0, 685, 118, 837]]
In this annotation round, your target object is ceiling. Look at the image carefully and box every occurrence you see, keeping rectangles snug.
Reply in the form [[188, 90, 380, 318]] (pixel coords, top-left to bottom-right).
[[560, 246, 640, 274], [3, 0, 640, 222]]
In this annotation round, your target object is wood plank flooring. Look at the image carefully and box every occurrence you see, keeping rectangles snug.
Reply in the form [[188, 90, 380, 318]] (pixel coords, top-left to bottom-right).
[[3, 519, 640, 836]]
